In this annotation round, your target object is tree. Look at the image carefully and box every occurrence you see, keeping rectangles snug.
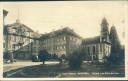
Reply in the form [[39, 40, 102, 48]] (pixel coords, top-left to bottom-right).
[[118, 46, 125, 65], [68, 48, 85, 69], [38, 49, 49, 64], [110, 25, 121, 53], [108, 25, 122, 65], [3, 51, 10, 60]]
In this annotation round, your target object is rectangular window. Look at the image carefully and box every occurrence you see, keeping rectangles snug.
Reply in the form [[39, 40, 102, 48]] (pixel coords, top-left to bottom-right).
[[56, 46, 58, 50], [3, 43, 5, 48], [63, 45, 65, 49], [57, 38, 59, 42], [109, 46, 110, 53], [63, 36, 66, 40], [100, 44, 102, 52], [14, 36, 16, 42], [96, 44, 98, 52], [70, 37, 72, 40], [88, 47, 90, 53], [103, 44, 105, 53], [93, 46, 95, 53]]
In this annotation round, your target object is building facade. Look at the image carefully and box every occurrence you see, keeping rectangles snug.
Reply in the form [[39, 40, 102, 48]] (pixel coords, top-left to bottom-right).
[[3, 10, 112, 62], [3, 19, 41, 60], [40, 27, 82, 57], [31, 32, 41, 56], [81, 18, 111, 62]]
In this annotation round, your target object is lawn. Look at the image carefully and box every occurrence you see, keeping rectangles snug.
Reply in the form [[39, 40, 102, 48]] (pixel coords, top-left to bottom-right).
[[3, 62, 125, 78]]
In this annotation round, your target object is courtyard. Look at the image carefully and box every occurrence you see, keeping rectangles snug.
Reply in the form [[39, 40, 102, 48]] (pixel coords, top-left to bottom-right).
[[3, 61, 125, 78]]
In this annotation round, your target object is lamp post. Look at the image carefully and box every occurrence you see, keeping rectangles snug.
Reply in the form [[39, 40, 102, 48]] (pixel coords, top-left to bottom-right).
[[3, 10, 9, 61]]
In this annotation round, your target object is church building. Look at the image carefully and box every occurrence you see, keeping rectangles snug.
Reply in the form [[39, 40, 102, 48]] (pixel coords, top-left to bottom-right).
[[82, 18, 111, 62]]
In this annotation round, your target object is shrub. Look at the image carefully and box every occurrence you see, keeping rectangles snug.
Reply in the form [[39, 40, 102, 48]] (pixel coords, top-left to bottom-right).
[[3, 52, 10, 60], [68, 48, 84, 69], [52, 54, 58, 59], [32, 55, 39, 62]]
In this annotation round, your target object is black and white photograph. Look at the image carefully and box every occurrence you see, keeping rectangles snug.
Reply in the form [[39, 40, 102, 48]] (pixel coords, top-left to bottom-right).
[[3, 1, 127, 78]]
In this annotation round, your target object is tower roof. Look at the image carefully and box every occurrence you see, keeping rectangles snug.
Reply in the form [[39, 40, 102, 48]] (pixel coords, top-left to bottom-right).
[[3, 10, 8, 17], [101, 17, 109, 25], [101, 17, 109, 32], [4, 20, 34, 32], [111, 25, 115, 28], [40, 27, 82, 40], [82, 36, 100, 45]]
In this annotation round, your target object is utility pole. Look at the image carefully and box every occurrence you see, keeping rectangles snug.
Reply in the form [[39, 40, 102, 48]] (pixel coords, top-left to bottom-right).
[[3, 10, 10, 62], [3, 10, 8, 52]]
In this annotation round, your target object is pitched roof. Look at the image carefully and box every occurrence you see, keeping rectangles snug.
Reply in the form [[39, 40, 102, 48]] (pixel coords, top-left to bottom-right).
[[40, 27, 82, 40], [82, 36, 100, 45], [3, 10, 8, 17], [5, 21, 34, 32], [33, 32, 42, 39]]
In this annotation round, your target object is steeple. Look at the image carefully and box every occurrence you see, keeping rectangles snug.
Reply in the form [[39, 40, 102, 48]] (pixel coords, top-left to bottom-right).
[[16, 6, 21, 24], [101, 17, 108, 25], [3, 10, 8, 19], [101, 17, 109, 32], [100, 17, 109, 42], [3, 10, 8, 26]]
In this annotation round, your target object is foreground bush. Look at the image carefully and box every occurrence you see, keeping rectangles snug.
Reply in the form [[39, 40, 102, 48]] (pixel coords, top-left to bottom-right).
[[32, 55, 39, 62], [68, 48, 84, 69]]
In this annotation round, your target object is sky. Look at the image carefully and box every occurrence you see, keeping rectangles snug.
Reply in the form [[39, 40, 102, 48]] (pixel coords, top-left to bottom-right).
[[3, 1, 128, 45]]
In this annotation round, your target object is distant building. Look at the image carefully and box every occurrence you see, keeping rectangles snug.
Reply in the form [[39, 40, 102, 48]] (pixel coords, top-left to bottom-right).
[[82, 18, 111, 62], [40, 27, 82, 57]]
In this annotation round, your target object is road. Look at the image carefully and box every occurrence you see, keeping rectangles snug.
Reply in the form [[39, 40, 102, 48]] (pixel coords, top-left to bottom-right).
[[3, 61, 124, 77], [4, 61, 59, 72]]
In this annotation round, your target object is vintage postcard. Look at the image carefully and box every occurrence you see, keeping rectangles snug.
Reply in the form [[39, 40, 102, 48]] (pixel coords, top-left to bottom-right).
[[1, 1, 128, 80]]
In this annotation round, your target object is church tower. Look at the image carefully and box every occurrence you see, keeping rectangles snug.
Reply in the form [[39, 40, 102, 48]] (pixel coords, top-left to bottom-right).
[[100, 17, 109, 42]]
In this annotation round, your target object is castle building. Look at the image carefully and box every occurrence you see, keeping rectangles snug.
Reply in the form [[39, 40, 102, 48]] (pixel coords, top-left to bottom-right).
[[81, 18, 111, 62], [40, 27, 82, 57]]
